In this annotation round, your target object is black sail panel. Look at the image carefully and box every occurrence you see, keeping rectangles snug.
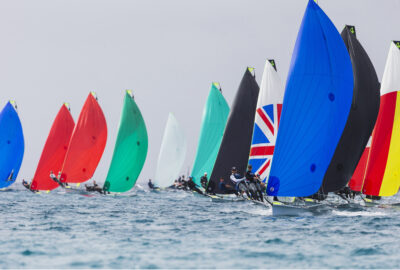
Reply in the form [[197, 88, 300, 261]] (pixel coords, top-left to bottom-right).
[[320, 25, 380, 193], [209, 68, 259, 192]]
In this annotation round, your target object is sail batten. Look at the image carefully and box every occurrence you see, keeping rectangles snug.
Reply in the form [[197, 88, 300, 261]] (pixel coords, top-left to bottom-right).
[[267, 0, 354, 197]]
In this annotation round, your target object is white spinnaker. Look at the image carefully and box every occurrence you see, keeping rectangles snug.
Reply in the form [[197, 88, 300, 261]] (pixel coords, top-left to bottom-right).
[[380, 41, 400, 96], [154, 113, 187, 188]]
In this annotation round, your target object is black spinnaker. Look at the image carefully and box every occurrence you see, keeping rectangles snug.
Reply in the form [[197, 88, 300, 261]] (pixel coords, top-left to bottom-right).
[[209, 68, 259, 193], [319, 25, 380, 193]]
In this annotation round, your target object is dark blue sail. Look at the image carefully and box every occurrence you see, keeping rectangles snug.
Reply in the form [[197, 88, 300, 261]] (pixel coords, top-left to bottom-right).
[[267, 0, 353, 197], [0, 102, 24, 188]]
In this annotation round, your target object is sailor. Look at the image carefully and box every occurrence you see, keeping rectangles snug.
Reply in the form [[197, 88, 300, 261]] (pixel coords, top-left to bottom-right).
[[22, 179, 30, 190], [85, 180, 103, 194], [218, 177, 236, 195], [230, 167, 250, 197], [148, 179, 155, 189], [245, 165, 261, 201], [187, 177, 203, 194], [50, 170, 64, 187], [200, 172, 208, 190], [6, 170, 14, 181]]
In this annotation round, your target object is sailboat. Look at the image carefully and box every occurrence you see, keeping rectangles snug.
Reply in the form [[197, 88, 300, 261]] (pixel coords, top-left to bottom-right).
[[154, 113, 186, 188], [209, 68, 259, 193], [266, 0, 354, 215], [103, 90, 148, 193], [318, 25, 380, 196], [248, 59, 283, 184], [58, 92, 107, 187], [361, 41, 400, 203], [191, 82, 229, 187], [30, 103, 75, 191], [0, 101, 24, 189]]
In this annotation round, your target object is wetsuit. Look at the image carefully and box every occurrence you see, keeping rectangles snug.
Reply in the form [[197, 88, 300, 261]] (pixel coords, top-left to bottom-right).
[[230, 173, 247, 197], [187, 179, 203, 194], [200, 176, 208, 190], [245, 170, 262, 201], [50, 172, 65, 187], [148, 181, 155, 189]]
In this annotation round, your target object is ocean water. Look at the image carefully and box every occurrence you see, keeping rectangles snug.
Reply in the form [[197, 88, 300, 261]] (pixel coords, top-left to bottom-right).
[[1, 185, 400, 269]]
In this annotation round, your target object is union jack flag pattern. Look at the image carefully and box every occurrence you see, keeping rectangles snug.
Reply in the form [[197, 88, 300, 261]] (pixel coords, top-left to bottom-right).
[[249, 103, 282, 182]]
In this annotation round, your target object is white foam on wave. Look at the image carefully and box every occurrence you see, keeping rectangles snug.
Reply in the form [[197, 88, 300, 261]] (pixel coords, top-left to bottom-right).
[[332, 210, 387, 217]]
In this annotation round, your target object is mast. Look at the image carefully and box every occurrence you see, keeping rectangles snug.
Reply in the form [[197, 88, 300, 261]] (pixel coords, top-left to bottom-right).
[[267, 0, 354, 197]]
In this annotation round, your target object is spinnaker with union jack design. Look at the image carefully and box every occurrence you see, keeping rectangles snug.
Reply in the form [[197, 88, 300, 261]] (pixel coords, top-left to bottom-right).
[[248, 59, 283, 183]]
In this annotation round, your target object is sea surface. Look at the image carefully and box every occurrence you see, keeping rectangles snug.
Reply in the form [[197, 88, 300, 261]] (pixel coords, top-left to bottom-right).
[[1, 185, 400, 269]]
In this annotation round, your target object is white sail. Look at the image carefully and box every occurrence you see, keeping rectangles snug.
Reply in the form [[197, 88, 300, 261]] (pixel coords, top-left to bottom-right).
[[154, 113, 187, 188], [248, 59, 284, 182]]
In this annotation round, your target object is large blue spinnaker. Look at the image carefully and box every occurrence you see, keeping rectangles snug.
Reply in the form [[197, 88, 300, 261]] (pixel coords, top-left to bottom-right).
[[0, 101, 24, 188], [267, 0, 353, 197]]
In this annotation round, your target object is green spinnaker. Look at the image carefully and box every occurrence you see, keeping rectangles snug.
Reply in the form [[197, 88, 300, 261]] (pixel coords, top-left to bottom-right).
[[191, 83, 229, 186], [103, 91, 148, 192]]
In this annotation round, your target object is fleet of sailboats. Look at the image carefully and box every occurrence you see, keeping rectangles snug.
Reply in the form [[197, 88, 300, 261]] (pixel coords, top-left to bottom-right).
[[1, 0, 399, 216]]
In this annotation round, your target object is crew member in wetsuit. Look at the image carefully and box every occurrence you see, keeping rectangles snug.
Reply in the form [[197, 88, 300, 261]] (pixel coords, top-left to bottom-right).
[[218, 177, 237, 195], [335, 185, 352, 200], [50, 170, 65, 187], [148, 179, 155, 189], [187, 177, 203, 194], [230, 167, 249, 197], [200, 172, 208, 190], [6, 170, 14, 182], [85, 180, 103, 194], [245, 165, 262, 201]]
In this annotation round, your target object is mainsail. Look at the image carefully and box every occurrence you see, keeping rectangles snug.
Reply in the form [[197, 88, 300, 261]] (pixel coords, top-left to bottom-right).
[[154, 113, 186, 188], [362, 41, 400, 196], [319, 25, 380, 193], [248, 60, 283, 183], [191, 83, 229, 186], [30, 104, 75, 191], [209, 68, 259, 191], [60, 92, 107, 184], [0, 101, 24, 189], [103, 91, 148, 193], [267, 0, 353, 197]]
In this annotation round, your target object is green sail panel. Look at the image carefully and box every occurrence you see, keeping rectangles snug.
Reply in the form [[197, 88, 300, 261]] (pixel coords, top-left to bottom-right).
[[104, 91, 148, 192], [191, 83, 229, 186]]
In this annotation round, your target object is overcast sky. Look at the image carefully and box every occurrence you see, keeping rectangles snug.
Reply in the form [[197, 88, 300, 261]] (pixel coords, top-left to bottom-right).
[[0, 0, 398, 185]]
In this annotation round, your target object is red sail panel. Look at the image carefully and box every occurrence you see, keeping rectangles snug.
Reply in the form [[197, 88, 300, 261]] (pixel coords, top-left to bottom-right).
[[349, 147, 369, 192], [362, 92, 396, 196], [30, 105, 75, 191], [60, 93, 107, 183]]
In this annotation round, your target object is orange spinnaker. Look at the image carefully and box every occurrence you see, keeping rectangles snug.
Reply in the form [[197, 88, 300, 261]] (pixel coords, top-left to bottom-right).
[[31, 104, 75, 191], [60, 93, 107, 183]]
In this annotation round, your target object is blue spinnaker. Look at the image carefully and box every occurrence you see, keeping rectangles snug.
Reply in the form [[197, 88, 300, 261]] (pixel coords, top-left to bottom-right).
[[0, 102, 24, 188], [267, 0, 353, 197]]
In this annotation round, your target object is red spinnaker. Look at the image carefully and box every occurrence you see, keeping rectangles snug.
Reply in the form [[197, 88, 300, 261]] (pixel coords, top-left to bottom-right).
[[60, 93, 107, 183], [30, 104, 75, 191], [349, 147, 370, 192]]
